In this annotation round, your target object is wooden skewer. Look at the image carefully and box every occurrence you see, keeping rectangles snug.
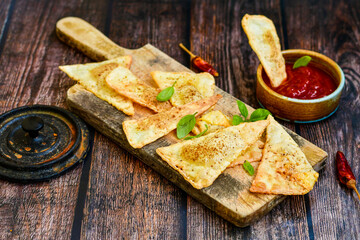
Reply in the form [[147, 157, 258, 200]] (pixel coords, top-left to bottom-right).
[[179, 43, 196, 59], [179, 43, 219, 77], [348, 180, 360, 200], [354, 188, 360, 200]]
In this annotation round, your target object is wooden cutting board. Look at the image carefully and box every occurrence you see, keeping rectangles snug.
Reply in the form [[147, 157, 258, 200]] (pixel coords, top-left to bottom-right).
[[56, 17, 327, 227]]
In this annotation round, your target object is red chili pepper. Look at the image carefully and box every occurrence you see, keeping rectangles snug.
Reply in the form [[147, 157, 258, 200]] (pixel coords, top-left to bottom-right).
[[179, 43, 219, 77], [336, 151, 360, 200]]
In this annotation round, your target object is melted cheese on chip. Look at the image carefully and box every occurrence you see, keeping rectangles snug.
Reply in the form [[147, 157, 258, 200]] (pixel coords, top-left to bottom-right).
[[241, 14, 286, 88], [123, 94, 222, 149], [151, 71, 215, 106], [250, 116, 319, 195], [228, 137, 265, 168], [59, 56, 134, 115], [106, 66, 172, 113], [192, 110, 231, 135], [156, 120, 269, 189]]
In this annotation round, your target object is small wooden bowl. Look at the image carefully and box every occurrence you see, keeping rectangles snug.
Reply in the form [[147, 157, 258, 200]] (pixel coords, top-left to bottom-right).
[[256, 49, 345, 123]]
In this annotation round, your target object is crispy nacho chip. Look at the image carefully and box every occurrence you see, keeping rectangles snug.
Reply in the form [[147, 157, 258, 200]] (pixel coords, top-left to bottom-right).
[[106, 66, 172, 113], [151, 71, 215, 106], [241, 14, 286, 88], [59, 56, 134, 115], [123, 94, 222, 149], [250, 116, 319, 195], [156, 119, 269, 189], [192, 110, 231, 135]]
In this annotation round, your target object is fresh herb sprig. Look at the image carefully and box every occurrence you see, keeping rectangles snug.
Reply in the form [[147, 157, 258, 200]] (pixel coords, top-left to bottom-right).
[[243, 160, 255, 176], [156, 81, 177, 102], [293, 56, 312, 69], [184, 124, 208, 140], [177, 112, 197, 139], [231, 100, 271, 125]]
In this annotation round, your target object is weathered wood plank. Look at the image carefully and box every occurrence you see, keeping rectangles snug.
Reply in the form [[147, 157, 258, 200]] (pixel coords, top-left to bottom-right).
[[0, 0, 13, 51], [188, 0, 316, 239], [0, 0, 107, 239], [67, 81, 326, 228], [77, 1, 190, 239], [2, 0, 357, 239], [283, 0, 360, 239]]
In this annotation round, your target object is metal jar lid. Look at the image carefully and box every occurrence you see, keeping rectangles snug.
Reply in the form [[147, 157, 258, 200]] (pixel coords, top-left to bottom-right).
[[0, 105, 92, 182]]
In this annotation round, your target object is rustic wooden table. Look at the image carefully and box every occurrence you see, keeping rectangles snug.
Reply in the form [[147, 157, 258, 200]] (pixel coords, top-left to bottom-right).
[[0, 0, 359, 239]]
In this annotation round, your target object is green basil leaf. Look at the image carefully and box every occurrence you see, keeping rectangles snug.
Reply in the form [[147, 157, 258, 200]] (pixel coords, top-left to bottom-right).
[[156, 86, 174, 101], [184, 124, 208, 140], [293, 56, 312, 69], [243, 160, 254, 176], [250, 109, 271, 122], [177, 112, 197, 139], [232, 115, 244, 126], [237, 100, 248, 118]]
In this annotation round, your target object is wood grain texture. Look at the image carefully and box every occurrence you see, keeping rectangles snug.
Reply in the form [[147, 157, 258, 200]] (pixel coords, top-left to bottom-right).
[[0, 0, 94, 239], [188, 1, 316, 239], [59, 14, 326, 228], [1, 0, 359, 239], [283, 1, 360, 239], [75, 2, 191, 239], [0, 0, 13, 52], [67, 82, 326, 227]]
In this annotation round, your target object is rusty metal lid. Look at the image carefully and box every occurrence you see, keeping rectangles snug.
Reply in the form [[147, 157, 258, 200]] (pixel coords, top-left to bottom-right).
[[0, 105, 91, 182]]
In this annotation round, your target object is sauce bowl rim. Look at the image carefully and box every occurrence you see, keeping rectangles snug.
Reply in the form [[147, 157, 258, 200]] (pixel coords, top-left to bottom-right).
[[257, 49, 345, 103]]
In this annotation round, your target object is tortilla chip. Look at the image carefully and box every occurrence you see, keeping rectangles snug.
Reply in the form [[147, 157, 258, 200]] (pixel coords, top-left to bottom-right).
[[250, 116, 319, 195], [192, 110, 231, 135], [151, 71, 215, 106], [241, 14, 286, 88], [156, 119, 269, 189], [228, 137, 265, 168], [123, 94, 222, 149], [59, 56, 134, 115], [106, 66, 172, 112]]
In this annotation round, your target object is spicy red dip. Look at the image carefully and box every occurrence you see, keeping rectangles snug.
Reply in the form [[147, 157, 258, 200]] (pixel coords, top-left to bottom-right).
[[263, 63, 337, 99]]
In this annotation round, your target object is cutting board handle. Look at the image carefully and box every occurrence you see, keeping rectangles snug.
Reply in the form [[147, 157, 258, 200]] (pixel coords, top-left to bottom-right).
[[56, 17, 130, 61]]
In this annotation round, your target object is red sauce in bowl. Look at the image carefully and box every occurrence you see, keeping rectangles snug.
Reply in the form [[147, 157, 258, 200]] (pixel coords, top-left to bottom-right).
[[262, 63, 338, 99]]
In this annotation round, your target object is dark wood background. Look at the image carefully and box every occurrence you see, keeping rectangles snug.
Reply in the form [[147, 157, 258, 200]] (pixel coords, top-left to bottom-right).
[[0, 0, 359, 239]]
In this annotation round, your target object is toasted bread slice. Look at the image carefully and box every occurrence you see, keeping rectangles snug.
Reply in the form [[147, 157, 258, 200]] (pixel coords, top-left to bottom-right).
[[241, 14, 286, 88], [59, 56, 134, 115], [250, 116, 319, 195], [123, 94, 222, 149], [106, 66, 172, 113], [151, 71, 215, 106], [156, 119, 269, 189]]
